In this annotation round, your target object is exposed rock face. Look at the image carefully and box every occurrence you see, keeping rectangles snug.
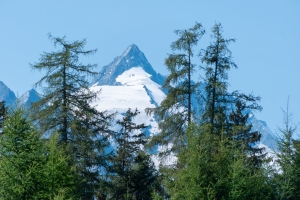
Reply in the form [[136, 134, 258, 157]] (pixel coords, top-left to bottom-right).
[[91, 44, 165, 86], [0, 81, 16, 106]]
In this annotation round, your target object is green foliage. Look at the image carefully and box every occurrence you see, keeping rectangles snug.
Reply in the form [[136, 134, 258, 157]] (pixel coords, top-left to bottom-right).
[[229, 100, 265, 169], [42, 133, 78, 199], [274, 103, 300, 200], [130, 151, 162, 200], [291, 139, 300, 199], [0, 101, 6, 133], [200, 22, 237, 129], [0, 104, 76, 199], [199, 23, 264, 169], [164, 123, 275, 200], [69, 107, 113, 198], [0, 104, 45, 199], [146, 22, 205, 155]]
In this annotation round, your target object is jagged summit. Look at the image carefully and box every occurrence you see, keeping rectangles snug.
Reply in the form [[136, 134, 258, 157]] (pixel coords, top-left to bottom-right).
[[91, 44, 165, 86], [19, 89, 40, 108], [0, 81, 16, 106]]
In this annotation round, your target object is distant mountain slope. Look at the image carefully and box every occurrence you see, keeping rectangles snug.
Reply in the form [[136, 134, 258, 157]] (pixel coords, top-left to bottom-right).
[[0, 81, 40, 108], [90, 66, 165, 138], [248, 113, 277, 150], [19, 89, 41, 108], [91, 44, 165, 86], [0, 81, 16, 106]]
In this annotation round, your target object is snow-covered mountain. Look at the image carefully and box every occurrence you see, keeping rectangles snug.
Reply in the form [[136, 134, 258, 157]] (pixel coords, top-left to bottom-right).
[[90, 44, 277, 156], [90, 44, 166, 138], [91, 44, 165, 86]]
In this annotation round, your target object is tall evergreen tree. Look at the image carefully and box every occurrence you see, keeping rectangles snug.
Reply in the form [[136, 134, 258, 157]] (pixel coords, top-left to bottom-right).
[[200, 22, 237, 131], [200, 23, 262, 154], [30, 34, 99, 143], [107, 108, 160, 199], [146, 22, 205, 154], [30, 35, 113, 199], [274, 102, 299, 200]]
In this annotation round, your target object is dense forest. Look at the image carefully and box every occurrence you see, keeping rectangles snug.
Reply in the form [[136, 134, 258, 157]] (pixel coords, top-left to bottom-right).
[[0, 22, 299, 200]]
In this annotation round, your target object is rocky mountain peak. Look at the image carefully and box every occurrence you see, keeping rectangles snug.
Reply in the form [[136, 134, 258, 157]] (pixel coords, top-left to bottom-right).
[[0, 81, 16, 106], [91, 44, 165, 86]]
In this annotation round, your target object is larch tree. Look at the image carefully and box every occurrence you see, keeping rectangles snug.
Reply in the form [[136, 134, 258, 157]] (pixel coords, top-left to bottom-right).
[[200, 23, 262, 140], [146, 22, 205, 155], [200, 22, 237, 131], [30, 35, 113, 199]]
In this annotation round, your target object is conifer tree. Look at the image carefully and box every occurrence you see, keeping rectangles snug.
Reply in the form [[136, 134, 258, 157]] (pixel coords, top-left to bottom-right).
[[146, 22, 205, 154], [0, 104, 44, 199], [200, 22, 237, 131], [0, 100, 5, 133], [291, 139, 300, 199], [130, 151, 161, 200], [0, 104, 77, 199], [229, 100, 265, 168], [30, 35, 113, 199], [43, 132, 78, 199], [200, 23, 262, 149], [30, 34, 99, 143], [107, 108, 160, 199], [274, 102, 299, 200], [165, 123, 275, 200]]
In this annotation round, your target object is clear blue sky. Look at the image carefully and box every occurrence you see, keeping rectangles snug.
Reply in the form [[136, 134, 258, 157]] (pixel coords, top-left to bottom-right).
[[0, 1, 299, 133]]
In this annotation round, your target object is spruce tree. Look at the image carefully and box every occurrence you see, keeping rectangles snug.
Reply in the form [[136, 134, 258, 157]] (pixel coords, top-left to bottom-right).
[[130, 151, 161, 200], [146, 22, 205, 154], [274, 102, 299, 200], [107, 108, 160, 199], [0, 104, 44, 199], [291, 139, 300, 199], [30, 35, 113, 199], [229, 100, 265, 168]]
